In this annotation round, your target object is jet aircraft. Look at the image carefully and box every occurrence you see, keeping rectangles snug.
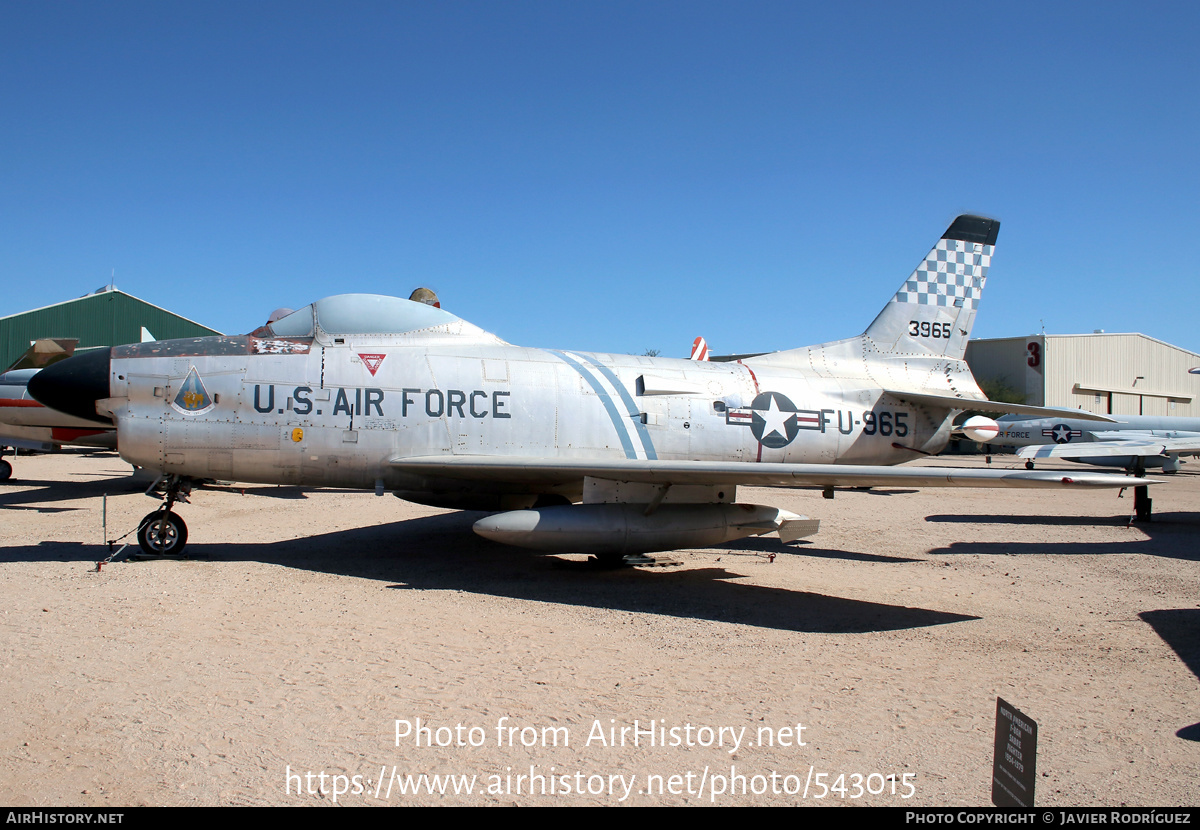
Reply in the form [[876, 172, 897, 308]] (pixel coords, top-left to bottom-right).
[[0, 339, 115, 480], [992, 414, 1200, 472], [30, 215, 1149, 559]]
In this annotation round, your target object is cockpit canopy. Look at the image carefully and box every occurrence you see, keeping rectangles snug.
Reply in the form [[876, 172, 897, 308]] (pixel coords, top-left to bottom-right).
[[266, 294, 500, 345]]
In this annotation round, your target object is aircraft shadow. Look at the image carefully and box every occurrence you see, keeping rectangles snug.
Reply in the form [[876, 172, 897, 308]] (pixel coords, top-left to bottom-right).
[[2, 512, 977, 634], [1138, 609, 1200, 741], [0, 474, 149, 509], [719, 536, 921, 564], [202, 484, 376, 500], [0, 479, 333, 509], [925, 512, 1200, 563], [925, 514, 1143, 527], [0, 540, 98, 562], [205, 484, 312, 500]]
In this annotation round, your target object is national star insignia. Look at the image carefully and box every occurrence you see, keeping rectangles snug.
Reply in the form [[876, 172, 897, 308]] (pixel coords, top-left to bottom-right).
[[757, 395, 796, 442]]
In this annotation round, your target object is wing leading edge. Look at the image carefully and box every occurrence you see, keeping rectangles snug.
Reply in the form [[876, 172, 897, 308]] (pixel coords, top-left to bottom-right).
[[389, 455, 1150, 490]]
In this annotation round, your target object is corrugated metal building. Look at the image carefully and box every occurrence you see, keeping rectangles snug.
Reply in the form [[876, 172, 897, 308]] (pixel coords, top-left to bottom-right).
[[0, 287, 220, 370], [966, 333, 1200, 417]]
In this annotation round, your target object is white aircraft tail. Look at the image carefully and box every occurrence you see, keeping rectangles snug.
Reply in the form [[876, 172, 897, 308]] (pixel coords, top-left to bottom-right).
[[742, 214, 999, 400], [861, 214, 998, 361]]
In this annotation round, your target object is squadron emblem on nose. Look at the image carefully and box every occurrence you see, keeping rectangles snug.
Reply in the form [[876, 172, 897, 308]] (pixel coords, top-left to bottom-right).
[[172, 366, 214, 414]]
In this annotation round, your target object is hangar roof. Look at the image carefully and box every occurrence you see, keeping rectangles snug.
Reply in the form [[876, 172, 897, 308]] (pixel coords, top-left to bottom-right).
[[0, 287, 221, 371], [969, 332, 1200, 359]]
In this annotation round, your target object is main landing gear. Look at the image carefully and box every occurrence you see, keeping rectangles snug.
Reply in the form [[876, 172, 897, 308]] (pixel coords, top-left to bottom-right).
[[136, 475, 194, 557], [1129, 460, 1152, 524], [1121, 460, 1153, 525], [1132, 484, 1152, 523], [1026, 457, 1154, 523], [0, 456, 11, 482], [590, 552, 669, 569]]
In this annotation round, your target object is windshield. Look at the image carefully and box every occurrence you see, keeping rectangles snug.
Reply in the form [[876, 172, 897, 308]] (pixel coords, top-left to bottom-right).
[[266, 304, 315, 337]]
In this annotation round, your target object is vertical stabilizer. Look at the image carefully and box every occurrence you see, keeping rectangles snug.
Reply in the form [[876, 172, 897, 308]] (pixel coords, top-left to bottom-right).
[[863, 215, 999, 360], [3, 338, 79, 373]]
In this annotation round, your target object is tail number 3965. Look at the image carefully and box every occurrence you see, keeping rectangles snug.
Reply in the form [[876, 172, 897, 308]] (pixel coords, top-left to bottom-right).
[[908, 321, 952, 338]]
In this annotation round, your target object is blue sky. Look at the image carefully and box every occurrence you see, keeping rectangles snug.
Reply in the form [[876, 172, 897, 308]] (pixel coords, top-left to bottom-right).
[[2, 2, 1197, 356]]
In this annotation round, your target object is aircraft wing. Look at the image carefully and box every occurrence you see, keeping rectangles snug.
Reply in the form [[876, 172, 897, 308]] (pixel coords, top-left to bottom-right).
[[881, 391, 1117, 423], [1018, 438, 1200, 461], [1088, 430, 1200, 441], [389, 455, 1148, 489], [0, 434, 57, 452]]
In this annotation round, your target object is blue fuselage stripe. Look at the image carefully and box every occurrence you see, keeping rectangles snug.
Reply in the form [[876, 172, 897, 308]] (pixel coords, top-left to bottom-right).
[[578, 354, 658, 460], [547, 350, 638, 459]]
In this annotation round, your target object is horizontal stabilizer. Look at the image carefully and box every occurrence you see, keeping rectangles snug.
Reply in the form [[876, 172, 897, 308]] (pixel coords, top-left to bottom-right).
[[882, 390, 1117, 423]]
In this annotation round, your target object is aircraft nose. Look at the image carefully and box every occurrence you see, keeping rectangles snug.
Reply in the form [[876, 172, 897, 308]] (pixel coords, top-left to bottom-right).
[[27, 347, 114, 424]]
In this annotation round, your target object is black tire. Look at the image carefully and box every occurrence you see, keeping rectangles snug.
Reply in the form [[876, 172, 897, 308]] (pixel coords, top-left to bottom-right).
[[137, 510, 188, 556], [0, 459, 11, 482], [1025, 460, 1034, 470], [592, 551, 632, 569]]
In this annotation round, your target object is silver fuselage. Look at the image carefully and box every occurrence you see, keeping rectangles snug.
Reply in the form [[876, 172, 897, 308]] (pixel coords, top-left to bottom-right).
[[107, 335, 955, 500]]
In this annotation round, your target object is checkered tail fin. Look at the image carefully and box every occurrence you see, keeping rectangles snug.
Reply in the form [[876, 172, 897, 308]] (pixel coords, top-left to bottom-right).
[[862, 215, 999, 360]]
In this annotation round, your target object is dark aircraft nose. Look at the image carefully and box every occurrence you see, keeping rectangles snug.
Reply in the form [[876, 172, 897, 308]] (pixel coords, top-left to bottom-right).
[[27, 347, 114, 424]]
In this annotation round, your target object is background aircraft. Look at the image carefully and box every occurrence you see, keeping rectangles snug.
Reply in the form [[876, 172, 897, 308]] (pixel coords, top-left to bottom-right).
[[0, 339, 115, 480], [995, 413, 1200, 472], [30, 215, 1149, 559]]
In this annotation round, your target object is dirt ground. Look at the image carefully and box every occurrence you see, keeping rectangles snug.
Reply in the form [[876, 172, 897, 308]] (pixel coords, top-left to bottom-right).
[[1, 449, 1197, 806]]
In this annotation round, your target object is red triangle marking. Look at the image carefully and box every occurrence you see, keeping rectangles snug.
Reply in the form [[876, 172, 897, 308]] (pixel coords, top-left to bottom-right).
[[358, 353, 386, 376]]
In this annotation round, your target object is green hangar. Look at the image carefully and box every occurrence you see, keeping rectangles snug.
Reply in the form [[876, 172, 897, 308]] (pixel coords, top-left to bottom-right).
[[1, 286, 220, 369]]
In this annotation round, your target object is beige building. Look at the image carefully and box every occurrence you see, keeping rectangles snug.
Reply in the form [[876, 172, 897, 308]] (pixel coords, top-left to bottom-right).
[[965, 333, 1200, 417]]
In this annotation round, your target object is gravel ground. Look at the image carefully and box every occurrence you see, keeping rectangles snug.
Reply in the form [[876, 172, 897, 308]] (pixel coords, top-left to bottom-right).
[[1, 450, 1196, 806]]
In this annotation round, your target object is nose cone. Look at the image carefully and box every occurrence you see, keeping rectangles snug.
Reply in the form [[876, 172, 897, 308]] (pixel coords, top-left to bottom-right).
[[27, 347, 113, 424], [473, 510, 543, 545]]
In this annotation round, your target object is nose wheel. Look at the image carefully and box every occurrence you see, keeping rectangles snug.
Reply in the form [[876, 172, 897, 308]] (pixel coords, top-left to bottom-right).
[[137, 510, 189, 556], [135, 475, 194, 557]]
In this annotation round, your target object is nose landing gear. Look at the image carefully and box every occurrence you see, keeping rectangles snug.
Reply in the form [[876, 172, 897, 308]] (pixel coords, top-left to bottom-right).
[[136, 475, 194, 557]]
